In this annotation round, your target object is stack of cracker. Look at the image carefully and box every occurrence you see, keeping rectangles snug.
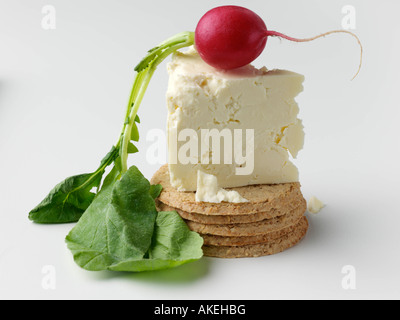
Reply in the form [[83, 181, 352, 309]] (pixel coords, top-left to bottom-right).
[[151, 165, 308, 258]]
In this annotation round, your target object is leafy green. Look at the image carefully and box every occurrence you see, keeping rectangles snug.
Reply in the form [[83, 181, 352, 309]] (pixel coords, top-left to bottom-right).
[[65, 166, 203, 272], [29, 31, 201, 273], [100, 159, 121, 191], [131, 115, 140, 142], [134, 32, 195, 72], [109, 211, 203, 272], [149, 184, 163, 200], [127, 142, 139, 154], [148, 211, 203, 269], [29, 146, 118, 223], [29, 173, 101, 224], [119, 32, 195, 174]]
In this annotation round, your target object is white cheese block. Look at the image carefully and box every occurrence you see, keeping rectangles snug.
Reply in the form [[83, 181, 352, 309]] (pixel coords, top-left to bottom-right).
[[166, 47, 305, 192]]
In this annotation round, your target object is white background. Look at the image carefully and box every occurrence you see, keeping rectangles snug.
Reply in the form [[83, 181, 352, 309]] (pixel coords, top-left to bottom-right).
[[1, 0, 399, 300]]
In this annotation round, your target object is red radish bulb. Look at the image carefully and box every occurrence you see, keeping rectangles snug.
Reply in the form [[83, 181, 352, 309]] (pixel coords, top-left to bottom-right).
[[195, 5, 362, 79], [195, 6, 268, 70]]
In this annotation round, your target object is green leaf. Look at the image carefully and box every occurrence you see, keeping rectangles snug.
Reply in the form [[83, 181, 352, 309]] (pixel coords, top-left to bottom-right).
[[99, 146, 118, 167], [120, 32, 194, 174], [105, 211, 204, 272], [131, 122, 139, 142], [148, 211, 203, 269], [66, 166, 203, 272], [28, 146, 118, 224], [66, 166, 158, 271], [134, 32, 194, 72], [149, 184, 162, 200], [130, 115, 140, 142], [127, 142, 139, 154], [29, 173, 103, 224], [100, 163, 121, 191]]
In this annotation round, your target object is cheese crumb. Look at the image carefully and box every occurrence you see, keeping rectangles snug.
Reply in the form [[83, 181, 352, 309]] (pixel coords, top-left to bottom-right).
[[307, 196, 325, 214], [195, 171, 248, 203]]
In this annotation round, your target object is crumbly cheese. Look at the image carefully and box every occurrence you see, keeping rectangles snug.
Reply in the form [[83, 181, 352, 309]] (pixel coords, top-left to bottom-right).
[[195, 170, 248, 203], [167, 47, 305, 192], [307, 196, 325, 214]]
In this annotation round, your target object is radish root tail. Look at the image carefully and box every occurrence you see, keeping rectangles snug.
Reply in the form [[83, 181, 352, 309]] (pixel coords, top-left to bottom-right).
[[267, 30, 363, 81]]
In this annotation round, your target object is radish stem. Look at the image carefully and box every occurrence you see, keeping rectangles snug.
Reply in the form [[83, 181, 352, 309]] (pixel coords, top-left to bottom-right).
[[119, 32, 195, 173], [266, 30, 363, 80]]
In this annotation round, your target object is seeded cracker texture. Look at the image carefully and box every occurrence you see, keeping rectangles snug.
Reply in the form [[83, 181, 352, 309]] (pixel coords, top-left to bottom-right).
[[202, 217, 308, 258], [151, 165, 305, 215], [151, 165, 308, 258], [183, 205, 305, 237], [158, 201, 305, 236], [200, 219, 302, 246], [156, 198, 305, 224]]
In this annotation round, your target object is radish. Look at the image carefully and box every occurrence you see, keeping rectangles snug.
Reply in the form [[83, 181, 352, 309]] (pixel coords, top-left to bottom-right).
[[195, 5, 362, 79]]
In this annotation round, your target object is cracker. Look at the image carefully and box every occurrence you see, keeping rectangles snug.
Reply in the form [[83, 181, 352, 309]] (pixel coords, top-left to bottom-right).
[[151, 164, 305, 216], [156, 198, 305, 224], [184, 206, 305, 237], [200, 218, 306, 246], [202, 217, 308, 258]]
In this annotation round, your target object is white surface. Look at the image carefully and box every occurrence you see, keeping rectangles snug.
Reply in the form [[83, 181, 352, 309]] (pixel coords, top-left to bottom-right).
[[1, 0, 399, 300]]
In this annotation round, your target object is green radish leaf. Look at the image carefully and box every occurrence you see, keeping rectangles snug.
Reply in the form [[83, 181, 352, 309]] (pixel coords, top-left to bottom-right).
[[28, 146, 118, 224], [127, 142, 139, 154], [130, 115, 140, 142], [149, 211, 203, 266], [134, 32, 194, 73], [65, 166, 158, 271], [29, 173, 102, 224], [66, 166, 203, 272], [31, 32, 201, 273], [149, 184, 163, 200], [109, 211, 203, 272], [101, 162, 121, 191], [120, 32, 194, 174], [99, 146, 119, 167], [131, 123, 139, 142], [147, 46, 160, 54]]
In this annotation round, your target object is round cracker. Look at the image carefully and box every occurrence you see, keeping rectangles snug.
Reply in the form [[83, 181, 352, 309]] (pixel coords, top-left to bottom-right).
[[151, 164, 305, 216], [157, 198, 306, 225], [203, 217, 308, 258], [200, 218, 305, 246], [184, 206, 305, 237]]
